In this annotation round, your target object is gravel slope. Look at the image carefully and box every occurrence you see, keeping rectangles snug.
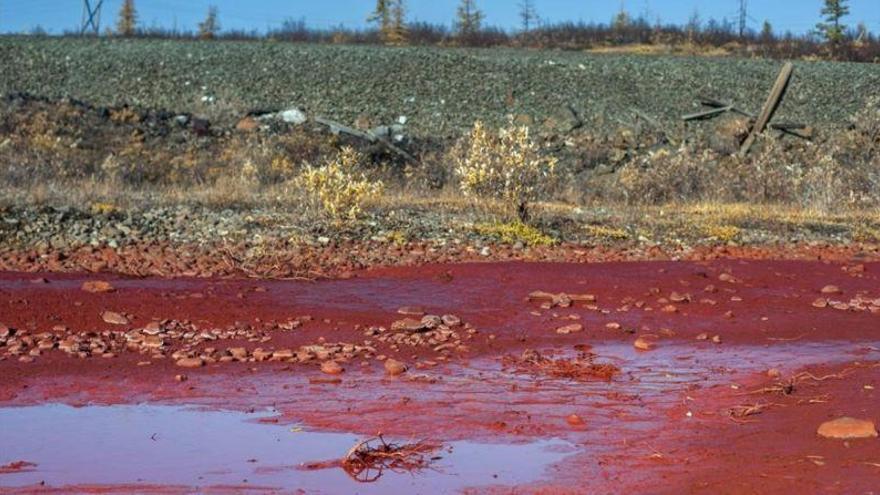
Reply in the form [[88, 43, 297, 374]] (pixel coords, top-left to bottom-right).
[[1, 37, 878, 135]]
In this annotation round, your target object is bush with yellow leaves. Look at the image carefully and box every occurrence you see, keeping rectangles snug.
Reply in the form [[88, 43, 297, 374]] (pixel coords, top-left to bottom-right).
[[297, 147, 383, 221], [455, 120, 557, 221]]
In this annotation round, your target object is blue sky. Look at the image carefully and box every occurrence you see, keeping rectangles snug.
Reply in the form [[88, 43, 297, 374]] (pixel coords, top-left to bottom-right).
[[2, 0, 879, 35]]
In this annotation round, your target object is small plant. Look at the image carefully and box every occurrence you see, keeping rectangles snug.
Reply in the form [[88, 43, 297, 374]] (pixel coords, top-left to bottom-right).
[[297, 147, 383, 221], [455, 120, 557, 221], [703, 224, 740, 242], [584, 224, 629, 240], [475, 221, 555, 246]]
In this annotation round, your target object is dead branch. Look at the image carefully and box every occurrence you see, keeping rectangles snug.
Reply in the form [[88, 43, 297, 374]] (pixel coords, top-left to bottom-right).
[[341, 434, 440, 483]]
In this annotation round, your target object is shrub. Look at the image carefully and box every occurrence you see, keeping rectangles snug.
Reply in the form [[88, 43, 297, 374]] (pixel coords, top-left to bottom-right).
[[297, 147, 383, 221], [455, 120, 557, 221]]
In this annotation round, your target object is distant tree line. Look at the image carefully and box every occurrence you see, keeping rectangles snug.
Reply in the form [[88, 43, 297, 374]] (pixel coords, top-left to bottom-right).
[[38, 0, 879, 63]]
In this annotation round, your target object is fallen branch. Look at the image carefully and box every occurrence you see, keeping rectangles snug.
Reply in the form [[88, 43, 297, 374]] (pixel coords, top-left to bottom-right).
[[341, 434, 440, 483]]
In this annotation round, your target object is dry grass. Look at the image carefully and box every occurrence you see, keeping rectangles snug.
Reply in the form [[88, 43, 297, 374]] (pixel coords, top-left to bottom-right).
[[2, 96, 879, 247], [504, 349, 620, 382]]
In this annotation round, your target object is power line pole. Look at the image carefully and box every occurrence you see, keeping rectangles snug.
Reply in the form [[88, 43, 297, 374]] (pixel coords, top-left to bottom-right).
[[738, 0, 747, 37], [80, 0, 105, 35]]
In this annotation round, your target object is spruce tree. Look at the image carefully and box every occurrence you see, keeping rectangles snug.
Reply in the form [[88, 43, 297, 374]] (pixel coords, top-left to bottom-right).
[[816, 0, 850, 45], [116, 0, 137, 37], [455, 0, 484, 38]]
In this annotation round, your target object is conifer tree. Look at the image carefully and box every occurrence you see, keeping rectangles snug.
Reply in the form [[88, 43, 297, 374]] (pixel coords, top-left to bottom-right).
[[198, 6, 220, 40], [116, 0, 137, 37], [816, 0, 850, 45], [455, 0, 484, 38]]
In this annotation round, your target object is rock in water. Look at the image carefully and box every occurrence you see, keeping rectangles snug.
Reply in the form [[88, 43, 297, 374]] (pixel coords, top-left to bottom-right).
[[82, 280, 115, 293], [566, 414, 585, 427], [555, 324, 583, 335], [384, 359, 407, 376], [321, 360, 344, 375], [633, 335, 658, 351], [175, 357, 204, 368], [817, 417, 877, 439]]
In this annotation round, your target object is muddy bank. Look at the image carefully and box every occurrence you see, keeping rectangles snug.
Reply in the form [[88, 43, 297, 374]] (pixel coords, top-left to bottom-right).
[[1, 240, 878, 280]]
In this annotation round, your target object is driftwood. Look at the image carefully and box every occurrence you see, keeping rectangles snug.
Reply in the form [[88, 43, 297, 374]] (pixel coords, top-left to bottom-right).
[[739, 62, 794, 155], [314, 116, 419, 164]]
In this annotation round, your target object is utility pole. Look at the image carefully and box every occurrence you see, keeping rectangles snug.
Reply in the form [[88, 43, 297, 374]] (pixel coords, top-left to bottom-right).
[[81, 0, 105, 35], [738, 0, 748, 37]]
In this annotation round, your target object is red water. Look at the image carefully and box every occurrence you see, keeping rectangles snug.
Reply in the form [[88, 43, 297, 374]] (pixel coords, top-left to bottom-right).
[[1, 260, 879, 493]]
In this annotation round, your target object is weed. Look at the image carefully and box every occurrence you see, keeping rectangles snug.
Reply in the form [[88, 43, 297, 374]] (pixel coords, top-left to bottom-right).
[[454, 120, 557, 221], [584, 224, 629, 240], [703, 224, 740, 242], [297, 147, 384, 221]]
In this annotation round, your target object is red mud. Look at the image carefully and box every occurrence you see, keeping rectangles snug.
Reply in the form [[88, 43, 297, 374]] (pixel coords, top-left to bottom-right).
[[1, 259, 879, 493]]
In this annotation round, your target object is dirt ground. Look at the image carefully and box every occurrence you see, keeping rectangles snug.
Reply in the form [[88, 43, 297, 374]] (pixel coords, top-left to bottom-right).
[[1, 249, 879, 493]]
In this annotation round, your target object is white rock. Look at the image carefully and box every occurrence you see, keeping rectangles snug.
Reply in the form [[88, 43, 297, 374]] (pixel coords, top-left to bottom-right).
[[280, 108, 307, 125]]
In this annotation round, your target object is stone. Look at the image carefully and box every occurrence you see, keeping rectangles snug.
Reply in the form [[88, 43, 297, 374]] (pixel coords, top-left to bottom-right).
[[397, 306, 425, 316], [235, 117, 259, 132], [101, 311, 129, 325], [420, 315, 442, 329], [556, 323, 583, 335], [820, 285, 842, 295], [141, 335, 164, 349], [566, 414, 585, 426], [528, 291, 556, 301], [384, 358, 408, 376], [175, 357, 204, 368], [271, 349, 294, 361], [391, 318, 425, 332], [321, 360, 344, 375], [812, 298, 828, 308], [82, 280, 115, 293], [634, 335, 658, 351], [669, 292, 691, 303], [141, 321, 163, 335], [817, 417, 877, 439], [228, 347, 248, 361], [252, 349, 273, 361], [441, 314, 462, 327], [569, 294, 597, 303], [280, 108, 307, 125]]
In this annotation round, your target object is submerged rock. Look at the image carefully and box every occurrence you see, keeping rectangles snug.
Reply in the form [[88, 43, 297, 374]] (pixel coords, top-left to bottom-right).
[[817, 417, 877, 439]]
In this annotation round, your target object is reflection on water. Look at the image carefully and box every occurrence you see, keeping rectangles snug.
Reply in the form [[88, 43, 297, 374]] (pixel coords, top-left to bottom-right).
[[0, 404, 572, 493]]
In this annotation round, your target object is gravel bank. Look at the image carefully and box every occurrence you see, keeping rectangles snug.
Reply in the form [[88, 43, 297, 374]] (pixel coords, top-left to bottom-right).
[[1, 37, 877, 135]]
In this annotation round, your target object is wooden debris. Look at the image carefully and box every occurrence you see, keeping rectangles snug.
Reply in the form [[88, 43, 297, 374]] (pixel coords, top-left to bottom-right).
[[739, 62, 794, 156], [314, 116, 419, 164]]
